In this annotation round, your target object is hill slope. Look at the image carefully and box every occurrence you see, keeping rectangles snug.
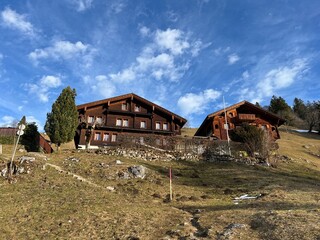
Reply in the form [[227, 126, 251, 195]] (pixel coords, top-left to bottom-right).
[[0, 130, 319, 239]]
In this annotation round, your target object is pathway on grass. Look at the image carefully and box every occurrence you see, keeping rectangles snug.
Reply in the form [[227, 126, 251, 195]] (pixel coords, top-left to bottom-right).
[[44, 163, 114, 191]]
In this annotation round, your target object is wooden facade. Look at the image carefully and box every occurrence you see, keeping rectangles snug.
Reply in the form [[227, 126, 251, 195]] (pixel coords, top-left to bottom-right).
[[76, 93, 187, 148], [194, 101, 286, 141]]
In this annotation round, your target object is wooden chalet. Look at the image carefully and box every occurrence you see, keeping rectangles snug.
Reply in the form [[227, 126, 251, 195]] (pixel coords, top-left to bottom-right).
[[76, 93, 187, 148], [194, 101, 286, 141], [0, 127, 53, 153]]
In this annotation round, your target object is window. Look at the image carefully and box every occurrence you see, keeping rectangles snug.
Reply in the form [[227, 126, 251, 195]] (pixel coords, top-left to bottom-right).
[[88, 116, 94, 123], [156, 122, 161, 130], [116, 118, 128, 127], [134, 105, 141, 112], [121, 103, 128, 110], [96, 116, 102, 124], [116, 119, 122, 126], [229, 112, 234, 117], [140, 121, 146, 128], [163, 123, 168, 130], [215, 124, 219, 129], [103, 133, 109, 141], [94, 132, 101, 141], [123, 119, 129, 127], [111, 134, 117, 142]]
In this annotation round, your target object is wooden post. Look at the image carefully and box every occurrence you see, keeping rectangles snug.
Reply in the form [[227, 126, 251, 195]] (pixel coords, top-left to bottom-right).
[[169, 167, 173, 201]]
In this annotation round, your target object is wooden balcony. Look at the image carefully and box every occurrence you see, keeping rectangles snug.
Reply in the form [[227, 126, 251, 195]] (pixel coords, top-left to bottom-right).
[[236, 114, 256, 122]]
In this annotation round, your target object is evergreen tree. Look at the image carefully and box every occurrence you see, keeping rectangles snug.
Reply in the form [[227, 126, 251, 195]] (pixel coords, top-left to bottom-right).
[[268, 95, 291, 114], [21, 123, 40, 152], [268, 95, 294, 125], [45, 86, 78, 150], [293, 98, 307, 119]]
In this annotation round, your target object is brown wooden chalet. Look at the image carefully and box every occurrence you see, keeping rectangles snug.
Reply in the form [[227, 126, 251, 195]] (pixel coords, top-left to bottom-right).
[[194, 101, 286, 141], [0, 127, 53, 153], [76, 93, 187, 148]]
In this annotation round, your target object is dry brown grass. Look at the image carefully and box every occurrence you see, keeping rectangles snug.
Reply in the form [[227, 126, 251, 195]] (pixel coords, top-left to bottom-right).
[[0, 129, 319, 239]]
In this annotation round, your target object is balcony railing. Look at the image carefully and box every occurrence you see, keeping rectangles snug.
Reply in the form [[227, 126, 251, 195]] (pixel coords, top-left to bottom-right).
[[237, 114, 256, 121]]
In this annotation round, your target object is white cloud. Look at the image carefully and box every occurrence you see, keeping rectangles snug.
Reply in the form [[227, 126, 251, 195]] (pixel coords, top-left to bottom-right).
[[70, 0, 93, 12], [26, 115, 43, 131], [0, 115, 17, 127], [139, 26, 150, 37], [91, 75, 116, 98], [155, 28, 190, 55], [228, 53, 240, 65], [111, 1, 126, 14], [29, 40, 95, 67], [25, 75, 62, 102], [238, 58, 308, 103], [87, 28, 206, 99], [1, 7, 36, 37], [178, 89, 222, 116]]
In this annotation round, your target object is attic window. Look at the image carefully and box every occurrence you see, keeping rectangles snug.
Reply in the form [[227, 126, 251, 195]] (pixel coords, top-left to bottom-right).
[[88, 116, 94, 123], [121, 103, 128, 111], [96, 117, 102, 124], [134, 105, 141, 112]]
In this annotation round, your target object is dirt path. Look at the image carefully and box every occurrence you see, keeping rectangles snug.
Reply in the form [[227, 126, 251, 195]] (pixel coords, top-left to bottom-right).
[[44, 163, 112, 190]]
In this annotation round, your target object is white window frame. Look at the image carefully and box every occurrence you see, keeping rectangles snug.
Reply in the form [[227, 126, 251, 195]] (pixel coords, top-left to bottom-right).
[[96, 116, 103, 124], [121, 103, 128, 111], [103, 133, 109, 141], [111, 134, 117, 142], [134, 105, 141, 112], [123, 119, 129, 127], [116, 119, 122, 126], [140, 121, 146, 129], [94, 132, 101, 141], [163, 123, 168, 131], [88, 116, 94, 123], [155, 122, 161, 130]]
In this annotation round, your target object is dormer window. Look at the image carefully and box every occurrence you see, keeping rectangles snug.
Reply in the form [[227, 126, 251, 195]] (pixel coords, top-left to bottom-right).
[[134, 105, 141, 112], [121, 103, 128, 111]]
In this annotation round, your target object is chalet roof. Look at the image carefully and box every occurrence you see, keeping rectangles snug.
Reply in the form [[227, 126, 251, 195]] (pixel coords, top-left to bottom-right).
[[77, 93, 187, 124], [195, 100, 286, 135], [0, 127, 16, 136]]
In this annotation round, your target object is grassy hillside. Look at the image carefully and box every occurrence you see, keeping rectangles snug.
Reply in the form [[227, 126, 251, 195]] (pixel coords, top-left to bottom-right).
[[0, 129, 319, 239]]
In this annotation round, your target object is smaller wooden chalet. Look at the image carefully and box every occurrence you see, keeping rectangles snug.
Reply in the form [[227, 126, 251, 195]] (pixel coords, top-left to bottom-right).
[[194, 101, 286, 141], [76, 93, 187, 148], [0, 127, 53, 153]]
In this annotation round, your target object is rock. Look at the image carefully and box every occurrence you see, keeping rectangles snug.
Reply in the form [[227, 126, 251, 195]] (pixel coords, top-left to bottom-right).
[[65, 157, 80, 162], [106, 186, 115, 192], [115, 160, 122, 165], [1, 168, 7, 177], [128, 165, 147, 179], [19, 156, 36, 164]]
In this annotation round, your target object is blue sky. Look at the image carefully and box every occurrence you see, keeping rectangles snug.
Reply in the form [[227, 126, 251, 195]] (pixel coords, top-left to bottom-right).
[[0, 0, 319, 130]]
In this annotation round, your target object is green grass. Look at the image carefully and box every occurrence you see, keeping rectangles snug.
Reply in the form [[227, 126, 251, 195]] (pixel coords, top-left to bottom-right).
[[0, 130, 320, 239]]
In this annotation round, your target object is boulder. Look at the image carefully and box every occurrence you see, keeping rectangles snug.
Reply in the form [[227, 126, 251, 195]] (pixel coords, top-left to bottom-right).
[[128, 165, 147, 179]]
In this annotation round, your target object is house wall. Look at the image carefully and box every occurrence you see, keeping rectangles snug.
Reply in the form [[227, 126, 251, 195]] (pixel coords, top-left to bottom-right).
[[77, 96, 185, 147], [211, 111, 280, 141]]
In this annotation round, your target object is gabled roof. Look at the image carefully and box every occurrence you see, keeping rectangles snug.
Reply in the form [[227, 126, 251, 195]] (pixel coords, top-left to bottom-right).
[[77, 93, 187, 124], [195, 100, 286, 136]]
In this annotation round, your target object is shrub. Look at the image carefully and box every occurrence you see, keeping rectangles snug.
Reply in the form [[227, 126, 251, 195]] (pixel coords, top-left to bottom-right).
[[230, 123, 272, 160]]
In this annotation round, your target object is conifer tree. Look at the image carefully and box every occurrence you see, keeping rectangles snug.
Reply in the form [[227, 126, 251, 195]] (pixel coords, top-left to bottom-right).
[[21, 123, 40, 152], [45, 86, 78, 150]]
